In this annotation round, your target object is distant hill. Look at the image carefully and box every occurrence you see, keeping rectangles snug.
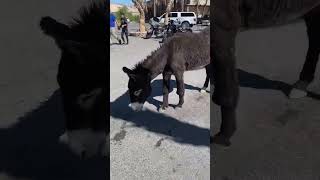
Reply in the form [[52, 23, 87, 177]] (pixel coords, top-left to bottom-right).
[[110, 3, 139, 15]]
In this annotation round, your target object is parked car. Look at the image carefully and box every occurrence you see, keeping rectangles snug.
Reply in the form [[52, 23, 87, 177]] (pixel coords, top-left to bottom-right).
[[152, 11, 197, 29], [201, 15, 210, 26]]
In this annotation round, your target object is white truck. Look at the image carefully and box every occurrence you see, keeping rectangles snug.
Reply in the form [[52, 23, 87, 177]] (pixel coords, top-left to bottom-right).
[[155, 12, 197, 29]]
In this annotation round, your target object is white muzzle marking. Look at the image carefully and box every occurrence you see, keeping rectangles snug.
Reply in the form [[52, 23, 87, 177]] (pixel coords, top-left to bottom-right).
[[129, 102, 143, 112], [59, 129, 107, 158]]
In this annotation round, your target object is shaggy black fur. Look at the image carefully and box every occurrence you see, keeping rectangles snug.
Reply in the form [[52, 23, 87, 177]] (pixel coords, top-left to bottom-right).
[[39, 1, 107, 134]]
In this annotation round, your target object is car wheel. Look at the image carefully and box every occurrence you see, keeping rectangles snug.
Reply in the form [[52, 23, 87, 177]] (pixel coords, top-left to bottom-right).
[[181, 21, 190, 30]]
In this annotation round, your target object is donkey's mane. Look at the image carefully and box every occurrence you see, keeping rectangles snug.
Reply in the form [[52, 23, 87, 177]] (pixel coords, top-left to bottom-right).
[[131, 45, 165, 74], [132, 61, 149, 74], [68, 1, 107, 44], [131, 28, 210, 74]]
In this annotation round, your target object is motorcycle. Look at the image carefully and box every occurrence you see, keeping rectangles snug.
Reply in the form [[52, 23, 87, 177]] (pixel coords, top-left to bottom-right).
[[160, 19, 193, 43], [145, 17, 166, 39]]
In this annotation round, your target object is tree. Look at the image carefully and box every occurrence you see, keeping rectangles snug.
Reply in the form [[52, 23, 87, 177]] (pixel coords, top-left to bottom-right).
[[132, 0, 146, 35], [181, 0, 184, 11], [193, 0, 209, 19], [115, 6, 129, 21], [164, 0, 174, 25], [115, 6, 139, 22], [195, 0, 200, 18], [201, 0, 208, 15]]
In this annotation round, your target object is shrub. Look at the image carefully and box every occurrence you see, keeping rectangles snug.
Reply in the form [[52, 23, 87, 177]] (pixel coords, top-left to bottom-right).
[[115, 6, 140, 23]]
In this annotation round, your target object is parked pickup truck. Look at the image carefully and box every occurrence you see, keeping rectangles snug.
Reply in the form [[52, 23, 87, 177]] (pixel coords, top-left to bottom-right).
[[151, 11, 197, 29]]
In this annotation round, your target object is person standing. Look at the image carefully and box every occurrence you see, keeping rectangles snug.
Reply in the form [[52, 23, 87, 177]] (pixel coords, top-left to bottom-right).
[[110, 12, 121, 44], [120, 14, 129, 44]]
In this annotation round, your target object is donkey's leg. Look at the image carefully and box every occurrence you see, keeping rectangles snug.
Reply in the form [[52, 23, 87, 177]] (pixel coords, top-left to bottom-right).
[[211, 5, 240, 108], [211, 107, 236, 146], [201, 65, 211, 93], [201, 76, 210, 93], [211, 30, 239, 146], [174, 72, 185, 108], [161, 71, 172, 110], [290, 15, 320, 98], [211, 0, 241, 146]]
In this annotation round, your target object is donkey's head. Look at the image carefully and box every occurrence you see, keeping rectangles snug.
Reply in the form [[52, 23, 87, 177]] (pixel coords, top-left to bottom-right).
[[39, 1, 108, 159], [122, 66, 152, 111], [55, 40, 107, 159]]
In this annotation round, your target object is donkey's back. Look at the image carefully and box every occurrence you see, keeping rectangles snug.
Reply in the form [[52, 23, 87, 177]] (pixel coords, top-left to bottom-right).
[[165, 28, 210, 71]]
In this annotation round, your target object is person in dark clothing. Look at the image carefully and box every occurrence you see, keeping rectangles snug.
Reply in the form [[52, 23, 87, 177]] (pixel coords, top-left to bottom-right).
[[120, 14, 129, 44]]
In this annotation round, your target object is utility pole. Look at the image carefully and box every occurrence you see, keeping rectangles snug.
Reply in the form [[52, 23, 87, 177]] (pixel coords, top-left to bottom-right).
[[153, 0, 157, 17]]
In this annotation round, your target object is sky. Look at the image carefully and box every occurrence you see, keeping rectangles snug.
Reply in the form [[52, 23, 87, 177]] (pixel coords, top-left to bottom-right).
[[110, 0, 133, 6]]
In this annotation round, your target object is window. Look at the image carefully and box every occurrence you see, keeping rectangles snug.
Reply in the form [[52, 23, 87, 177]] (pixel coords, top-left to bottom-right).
[[169, 13, 178, 17], [181, 13, 195, 17]]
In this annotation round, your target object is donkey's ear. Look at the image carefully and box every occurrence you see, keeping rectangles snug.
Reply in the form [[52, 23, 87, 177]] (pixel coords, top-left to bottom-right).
[[122, 67, 137, 80], [122, 67, 133, 74]]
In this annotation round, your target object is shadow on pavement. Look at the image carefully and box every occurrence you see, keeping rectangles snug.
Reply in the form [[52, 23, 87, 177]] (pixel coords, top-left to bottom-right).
[[238, 69, 320, 100], [110, 69, 320, 148], [110, 79, 210, 147], [0, 90, 108, 180]]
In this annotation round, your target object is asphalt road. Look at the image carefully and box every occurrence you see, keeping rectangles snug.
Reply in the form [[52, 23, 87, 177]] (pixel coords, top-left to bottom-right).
[[110, 33, 210, 179], [212, 22, 320, 179], [0, 1, 107, 180]]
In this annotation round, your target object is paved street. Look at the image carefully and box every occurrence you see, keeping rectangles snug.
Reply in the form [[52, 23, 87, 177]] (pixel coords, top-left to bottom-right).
[[110, 27, 210, 179], [0, 1, 107, 180], [212, 22, 320, 179]]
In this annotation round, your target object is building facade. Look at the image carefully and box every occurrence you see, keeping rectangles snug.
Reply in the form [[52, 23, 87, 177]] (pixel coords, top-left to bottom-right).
[[185, 0, 210, 16]]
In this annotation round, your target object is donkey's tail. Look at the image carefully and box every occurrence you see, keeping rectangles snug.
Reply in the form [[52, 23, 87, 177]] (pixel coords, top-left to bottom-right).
[[40, 16, 71, 41]]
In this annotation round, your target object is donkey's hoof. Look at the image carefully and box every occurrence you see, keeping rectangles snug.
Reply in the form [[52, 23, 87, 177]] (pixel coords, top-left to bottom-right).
[[160, 103, 168, 109], [159, 108, 166, 113], [211, 134, 231, 147], [175, 104, 183, 109], [200, 89, 206, 93], [289, 88, 307, 99]]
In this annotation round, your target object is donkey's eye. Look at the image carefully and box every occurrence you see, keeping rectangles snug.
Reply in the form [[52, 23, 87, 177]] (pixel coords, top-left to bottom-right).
[[134, 89, 142, 96]]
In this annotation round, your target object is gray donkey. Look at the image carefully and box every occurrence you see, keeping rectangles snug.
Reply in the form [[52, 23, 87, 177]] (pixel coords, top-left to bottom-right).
[[123, 28, 211, 112], [211, 0, 320, 146]]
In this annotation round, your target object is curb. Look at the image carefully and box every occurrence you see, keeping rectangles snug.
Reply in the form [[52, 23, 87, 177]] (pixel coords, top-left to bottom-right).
[[129, 31, 147, 38]]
